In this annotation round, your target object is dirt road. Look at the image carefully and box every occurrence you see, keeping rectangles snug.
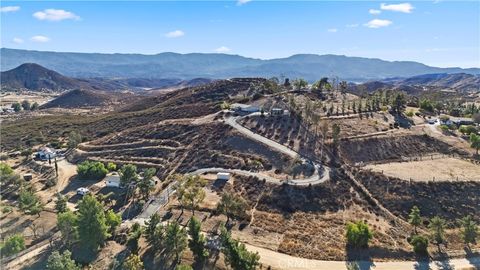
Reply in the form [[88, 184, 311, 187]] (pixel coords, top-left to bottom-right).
[[245, 244, 480, 270], [56, 159, 77, 192]]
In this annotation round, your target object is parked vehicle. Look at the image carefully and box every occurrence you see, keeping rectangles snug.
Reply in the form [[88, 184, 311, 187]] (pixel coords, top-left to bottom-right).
[[76, 187, 90, 196]]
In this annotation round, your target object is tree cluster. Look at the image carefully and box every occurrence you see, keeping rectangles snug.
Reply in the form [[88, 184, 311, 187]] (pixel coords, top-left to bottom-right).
[[77, 161, 108, 180]]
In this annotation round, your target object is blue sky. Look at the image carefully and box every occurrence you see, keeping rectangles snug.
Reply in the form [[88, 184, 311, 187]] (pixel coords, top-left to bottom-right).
[[1, 1, 479, 68]]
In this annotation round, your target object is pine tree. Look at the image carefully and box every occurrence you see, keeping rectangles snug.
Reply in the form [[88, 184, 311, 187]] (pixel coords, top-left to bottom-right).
[[77, 194, 109, 252], [188, 217, 209, 265], [408, 206, 421, 234]]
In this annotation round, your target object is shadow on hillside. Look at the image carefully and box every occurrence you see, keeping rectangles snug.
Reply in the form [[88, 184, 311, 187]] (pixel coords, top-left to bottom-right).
[[392, 112, 412, 129], [433, 252, 454, 270], [60, 175, 97, 195], [413, 255, 430, 270], [465, 247, 480, 269], [345, 247, 374, 270]]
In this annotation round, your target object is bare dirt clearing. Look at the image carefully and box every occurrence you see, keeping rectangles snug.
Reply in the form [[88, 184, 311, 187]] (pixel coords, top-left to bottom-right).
[[0, 92, 57, 107], [365, 158, 480, 182]]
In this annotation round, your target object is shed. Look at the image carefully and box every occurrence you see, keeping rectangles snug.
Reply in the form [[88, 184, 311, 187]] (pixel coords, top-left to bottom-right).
[[216, 172, 230, 180], [23, 173, 33, 181], [105, 172, 121, 188]]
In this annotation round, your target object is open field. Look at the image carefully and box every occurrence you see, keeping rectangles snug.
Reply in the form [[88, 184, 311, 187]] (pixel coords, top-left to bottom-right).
[[365, 157, 480, 182], [0, 92, 57, 107]]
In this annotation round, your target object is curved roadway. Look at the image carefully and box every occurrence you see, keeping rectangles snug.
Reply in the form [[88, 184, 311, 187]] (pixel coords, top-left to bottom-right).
[[188, 113, 331, 186]]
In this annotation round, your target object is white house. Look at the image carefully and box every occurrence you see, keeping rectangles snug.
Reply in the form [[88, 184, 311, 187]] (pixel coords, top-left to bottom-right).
[[216, 172, 230, 181], [105, 172, 121, 188], [36, 147, 56, 161]]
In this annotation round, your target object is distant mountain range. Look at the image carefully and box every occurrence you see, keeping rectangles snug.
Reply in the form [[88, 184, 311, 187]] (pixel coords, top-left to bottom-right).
[[0, 63, 212, 91], [383, 73, 480, 92], [1, 48, 479, 82], [347, 73, 480, 95]]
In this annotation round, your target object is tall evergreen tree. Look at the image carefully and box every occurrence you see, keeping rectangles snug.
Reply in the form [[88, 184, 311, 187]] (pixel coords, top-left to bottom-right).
[[188, 217, 209, 265], [408, 206, 421, 234], [77, 194, 109, 252]]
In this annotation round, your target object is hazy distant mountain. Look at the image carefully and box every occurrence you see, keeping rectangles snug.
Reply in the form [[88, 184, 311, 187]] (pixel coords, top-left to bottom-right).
[[0, 63, 213, 91], [2, 48, 479, 82], [387, 73, 480, 92], [382, 73, 480, 92], [347, 73, 480, 96]]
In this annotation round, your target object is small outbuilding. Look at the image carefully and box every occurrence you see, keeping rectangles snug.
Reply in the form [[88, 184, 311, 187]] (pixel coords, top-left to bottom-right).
[[105, 172, 121, 188], [216, 172, 230, 181], [271, 108, 288, 116], [23, 173, 33, 181]]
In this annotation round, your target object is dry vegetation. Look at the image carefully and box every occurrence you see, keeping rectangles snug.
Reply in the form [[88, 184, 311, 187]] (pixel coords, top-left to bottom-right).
[[365, 157, 480, 182]]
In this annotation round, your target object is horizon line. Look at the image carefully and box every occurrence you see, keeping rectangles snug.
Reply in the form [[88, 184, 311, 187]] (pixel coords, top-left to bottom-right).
[[1, 47, 479, 70]]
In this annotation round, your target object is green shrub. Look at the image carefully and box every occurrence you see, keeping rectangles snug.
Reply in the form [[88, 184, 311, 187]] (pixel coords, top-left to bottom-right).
[[409, 235, 429, 255], [440, 125, 449, 133], [106, 162, 117, 172], [1, 234, 25, 257], [346, 221, 373, 248], [406, 110, 414, 117], [77, 161, 108, 180], [459, 125, 477, 135], [2, 206, 13, 214]]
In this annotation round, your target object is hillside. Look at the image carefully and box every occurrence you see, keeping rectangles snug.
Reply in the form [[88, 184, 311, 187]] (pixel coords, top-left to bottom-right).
[[0, 63, 89, 91], [393, 73, 480, 92], [40, 89, 116, 109], [2, 48, 479, 81]]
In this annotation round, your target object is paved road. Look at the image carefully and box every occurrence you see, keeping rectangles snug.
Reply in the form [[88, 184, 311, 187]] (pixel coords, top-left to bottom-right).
[[188, 165, 329, 186], [225, 114, 299, 159], [136, 181, 177, 221], [188, 113, 333, 185]]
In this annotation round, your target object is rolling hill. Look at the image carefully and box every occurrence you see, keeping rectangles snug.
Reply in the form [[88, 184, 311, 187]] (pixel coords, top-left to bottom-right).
[[40, 89, 119, 109], [0, 63, 89, 91], [2, 48, 479, 81]]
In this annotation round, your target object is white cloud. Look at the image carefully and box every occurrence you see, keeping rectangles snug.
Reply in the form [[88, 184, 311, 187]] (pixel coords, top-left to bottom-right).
[[165, 30, 185, 38], [30, 35, 50, 43], [215, 46, 231, 53], [364, 19, 393, 28], [346, 23, 359, 28], [380, 3, 414, 13], [369, 9, 381, 15], [327, 28, 338, 33], [237, 0, 252, 6], [33, 9, 80, 21], [1, 6, 20, 13], [13, 37, 24, 44]]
